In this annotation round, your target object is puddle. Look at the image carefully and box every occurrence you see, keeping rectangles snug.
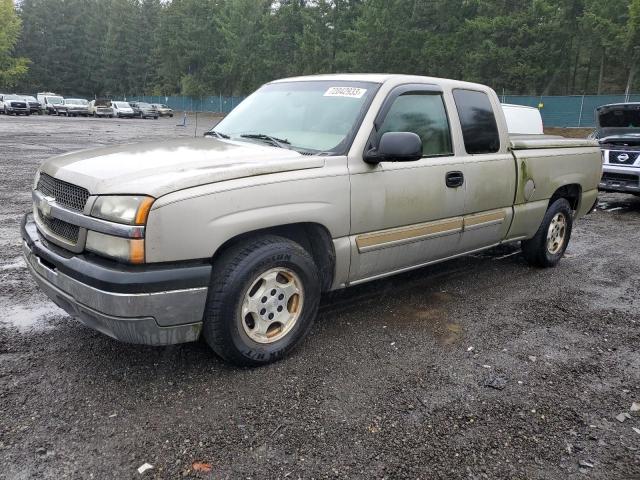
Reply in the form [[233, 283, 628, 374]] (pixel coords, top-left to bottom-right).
[[0, 303, 65, 332], [396, 291, 463, 344]]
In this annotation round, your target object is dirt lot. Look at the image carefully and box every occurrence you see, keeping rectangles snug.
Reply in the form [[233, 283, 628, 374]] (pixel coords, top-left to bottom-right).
[[1, 114, 639, 479]]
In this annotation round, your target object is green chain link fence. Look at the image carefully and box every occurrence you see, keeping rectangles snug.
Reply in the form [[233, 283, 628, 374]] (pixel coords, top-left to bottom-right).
[[502, 94, 640, 128], [115, 95, 246, 114]]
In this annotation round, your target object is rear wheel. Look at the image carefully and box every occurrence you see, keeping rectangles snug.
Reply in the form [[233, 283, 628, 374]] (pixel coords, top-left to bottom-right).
[[202, 235, 321, 367], [521, 198, 573, 268]]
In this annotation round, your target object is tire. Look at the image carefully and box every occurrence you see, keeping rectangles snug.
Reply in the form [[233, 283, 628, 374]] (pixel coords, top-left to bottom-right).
[[521, 198, 573, 268], [202, 235, 321, 367], [169, 114, 173, 118]]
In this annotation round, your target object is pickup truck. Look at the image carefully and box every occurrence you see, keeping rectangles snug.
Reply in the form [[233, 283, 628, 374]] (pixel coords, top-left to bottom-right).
[[22, 74, 601, 366], [591, 102, 640, 195]]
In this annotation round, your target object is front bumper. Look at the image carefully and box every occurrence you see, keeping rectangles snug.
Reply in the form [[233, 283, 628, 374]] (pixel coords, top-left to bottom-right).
[[21, 214, 211, 345], [6, 106, 29, 113], [599, 165, 640, 194]]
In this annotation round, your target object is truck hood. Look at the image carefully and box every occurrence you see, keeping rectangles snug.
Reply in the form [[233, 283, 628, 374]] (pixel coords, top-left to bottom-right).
[[40, 138, 325, 197]]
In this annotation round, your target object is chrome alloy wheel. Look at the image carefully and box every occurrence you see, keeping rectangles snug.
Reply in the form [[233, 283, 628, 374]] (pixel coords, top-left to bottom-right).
[[546, 212, 567, 255], [241, 268, 304, 344]]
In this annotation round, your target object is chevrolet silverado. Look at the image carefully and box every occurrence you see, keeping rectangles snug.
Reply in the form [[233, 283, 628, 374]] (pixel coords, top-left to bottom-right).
[[22, 74, 601, 366]]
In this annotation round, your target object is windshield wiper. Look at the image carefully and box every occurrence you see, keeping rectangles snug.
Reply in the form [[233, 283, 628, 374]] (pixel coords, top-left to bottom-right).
[[239, 133, 290, 149], [203, 130, 230, 139]]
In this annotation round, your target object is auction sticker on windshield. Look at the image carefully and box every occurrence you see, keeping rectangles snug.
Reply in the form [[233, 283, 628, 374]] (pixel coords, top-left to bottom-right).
[[324, 87, 367, 98]]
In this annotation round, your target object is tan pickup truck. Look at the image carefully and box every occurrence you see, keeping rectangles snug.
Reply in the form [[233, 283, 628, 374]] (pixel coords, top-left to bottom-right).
[[22, 74, 601, 366]]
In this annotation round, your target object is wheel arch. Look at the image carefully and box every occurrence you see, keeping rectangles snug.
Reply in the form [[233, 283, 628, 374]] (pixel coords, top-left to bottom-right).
[[549, 183, 581, 211], [211, 222, 336, 292]]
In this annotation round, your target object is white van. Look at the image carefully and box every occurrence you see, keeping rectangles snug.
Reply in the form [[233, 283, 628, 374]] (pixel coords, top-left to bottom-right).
[[501, 103, 544, 135], [111, 101, 135, 118]]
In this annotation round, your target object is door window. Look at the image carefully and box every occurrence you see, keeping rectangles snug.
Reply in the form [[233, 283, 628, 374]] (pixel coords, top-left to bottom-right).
[[379, 93, 453, 157]]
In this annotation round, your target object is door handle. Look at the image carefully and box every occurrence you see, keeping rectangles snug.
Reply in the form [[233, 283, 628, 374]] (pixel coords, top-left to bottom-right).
[[445, 171, 464, 188]]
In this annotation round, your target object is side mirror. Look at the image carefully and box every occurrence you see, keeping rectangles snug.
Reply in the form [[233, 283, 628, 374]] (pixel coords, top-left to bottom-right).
[[364, 131, 423, 164]]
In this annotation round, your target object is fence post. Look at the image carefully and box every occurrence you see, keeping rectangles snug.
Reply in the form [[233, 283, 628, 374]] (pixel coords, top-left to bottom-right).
[[577, 95, 585, 127], [219, 93, 222, 113]]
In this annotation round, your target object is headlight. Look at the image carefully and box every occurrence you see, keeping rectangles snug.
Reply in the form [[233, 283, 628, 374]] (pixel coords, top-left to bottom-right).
[[91, 195, 154, 225], [86, 231, 145, 264]]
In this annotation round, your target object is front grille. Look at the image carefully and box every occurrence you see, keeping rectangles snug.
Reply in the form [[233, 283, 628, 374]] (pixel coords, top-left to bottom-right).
[[40, 214, 80, 243], [608, 150, 640, 165], [37, 173, 89, 212], [601, 172, 639, 185]]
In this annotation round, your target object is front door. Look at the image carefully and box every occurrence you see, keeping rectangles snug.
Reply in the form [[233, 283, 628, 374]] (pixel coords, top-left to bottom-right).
[[348, 85, 467, 283]]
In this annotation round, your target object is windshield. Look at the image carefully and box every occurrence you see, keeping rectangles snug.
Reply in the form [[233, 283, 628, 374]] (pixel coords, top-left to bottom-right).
[[23, 96, 37, 102], [598, 105, 640, 128], [213, 81, 378, 154], [138, 102, 151, 108], [66, 98, 87, 105], [47, 96, 63, 104], [114, 102, 130, 108], [5, 95, 22, 100]]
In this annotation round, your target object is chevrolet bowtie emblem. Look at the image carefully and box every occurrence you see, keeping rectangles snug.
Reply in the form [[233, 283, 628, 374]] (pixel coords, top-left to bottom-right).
[[39, 195, 55, 218]]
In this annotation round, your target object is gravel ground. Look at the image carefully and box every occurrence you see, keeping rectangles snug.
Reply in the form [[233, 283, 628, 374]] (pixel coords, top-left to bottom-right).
[[1, 114, 639, 480]]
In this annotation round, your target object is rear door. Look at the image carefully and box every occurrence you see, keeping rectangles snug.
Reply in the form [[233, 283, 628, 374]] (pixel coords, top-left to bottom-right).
[[452, 89, 516, 251]]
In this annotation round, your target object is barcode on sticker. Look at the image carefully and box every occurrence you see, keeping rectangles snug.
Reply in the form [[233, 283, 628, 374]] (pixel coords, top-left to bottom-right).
[[324, 87, 367, 98]]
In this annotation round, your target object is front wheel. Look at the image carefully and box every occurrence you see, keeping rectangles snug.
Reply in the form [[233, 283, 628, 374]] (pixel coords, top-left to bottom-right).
[[521, 198, 573, 268], [202, 236, 321, 367]]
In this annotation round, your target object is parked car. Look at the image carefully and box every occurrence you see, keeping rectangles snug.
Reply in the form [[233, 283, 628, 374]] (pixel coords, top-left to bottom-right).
[[152, 103, 173, 117], [37, 92, 67, 115], [21, 95, 42, 115], [88, 99, 114, 118], [112, 101, 135, 118], [592, 102, 640, 195], [0, 94, 30, 115], [22, 74, 601, 366], [501, 103, 544, 135], [64, 98, 89, 117], [130, 102, 158, 119]]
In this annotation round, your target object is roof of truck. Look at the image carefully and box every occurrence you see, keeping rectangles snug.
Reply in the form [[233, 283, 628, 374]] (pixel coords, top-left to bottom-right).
[[270, 73, 490, 91]]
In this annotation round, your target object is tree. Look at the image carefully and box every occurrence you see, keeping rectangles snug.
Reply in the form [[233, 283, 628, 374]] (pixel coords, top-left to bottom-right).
[[0, 0, 29, 89], [10, 0, 640, 96]]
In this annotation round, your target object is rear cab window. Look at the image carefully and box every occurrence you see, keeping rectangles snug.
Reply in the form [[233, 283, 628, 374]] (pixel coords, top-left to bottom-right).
[[452, 89, 500, 154]]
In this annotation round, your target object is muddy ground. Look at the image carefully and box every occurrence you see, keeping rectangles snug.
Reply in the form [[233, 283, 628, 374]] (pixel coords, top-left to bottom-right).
[[0, 115, 639, 479]]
